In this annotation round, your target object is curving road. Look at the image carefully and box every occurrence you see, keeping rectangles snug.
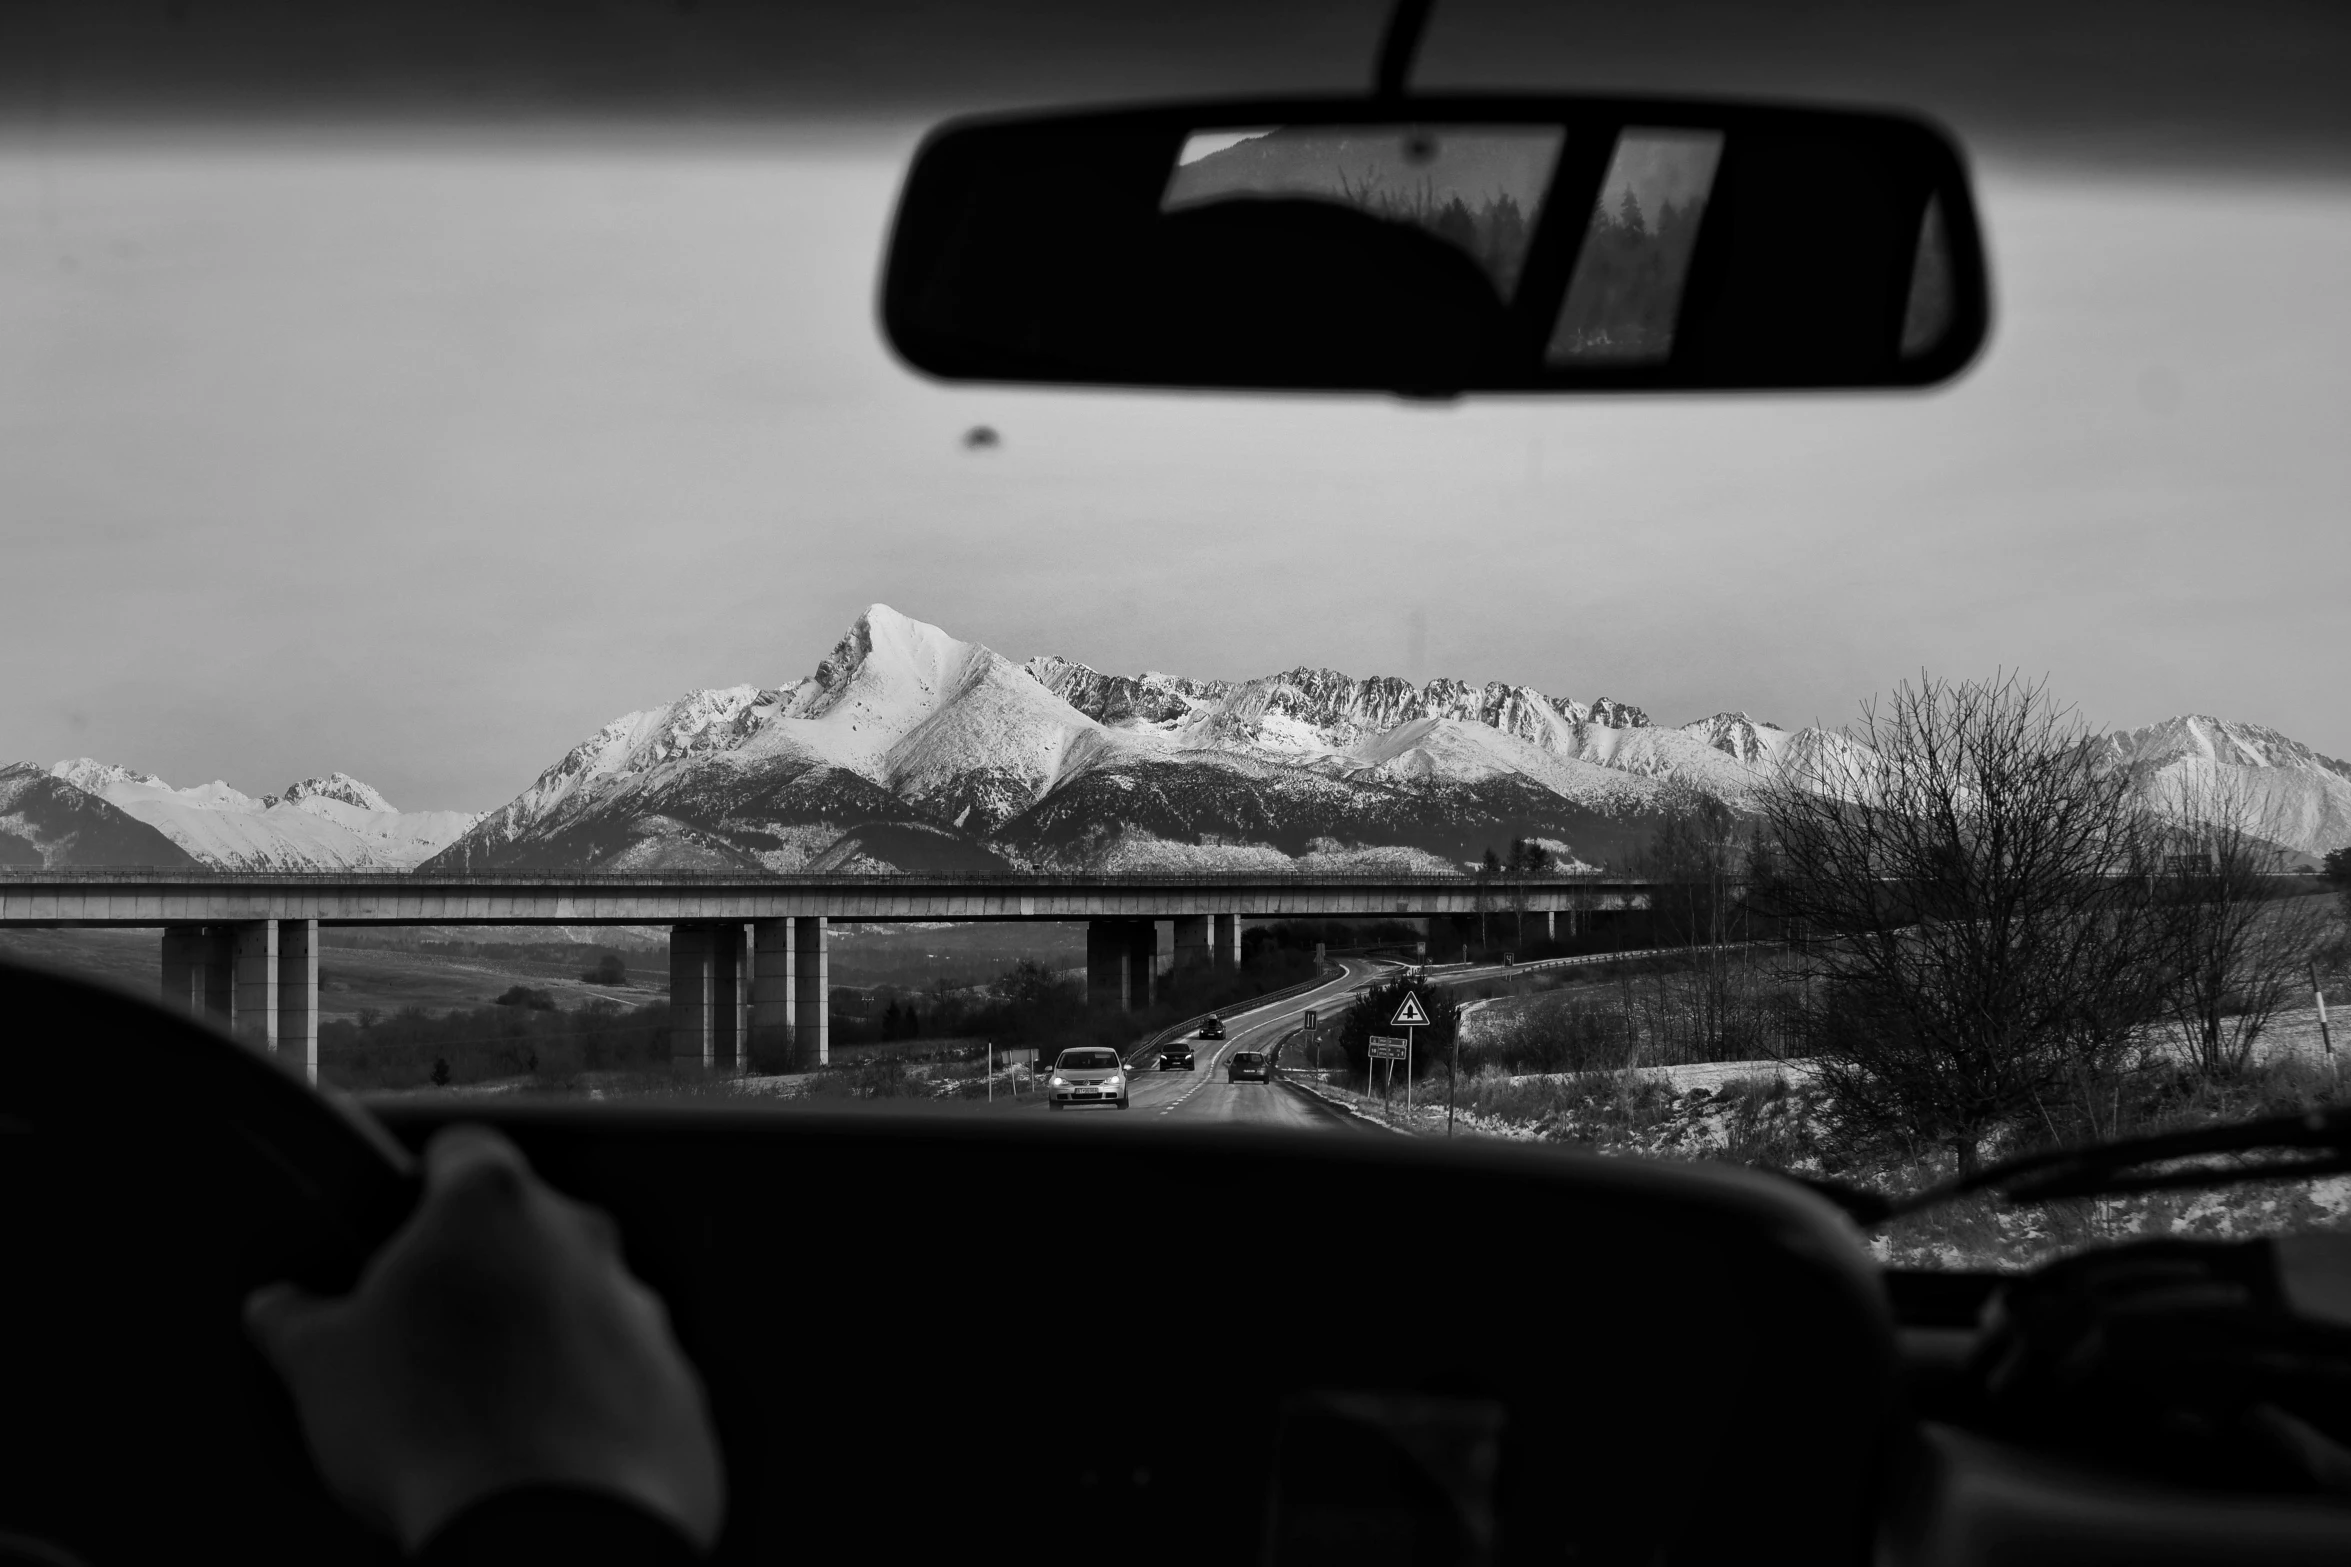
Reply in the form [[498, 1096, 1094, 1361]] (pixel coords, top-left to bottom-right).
[[996, 957, 1398, 1131]]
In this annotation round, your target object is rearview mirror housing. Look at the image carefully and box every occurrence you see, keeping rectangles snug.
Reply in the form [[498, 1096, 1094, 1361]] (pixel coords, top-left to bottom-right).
[[882, 95, 1989, 397]]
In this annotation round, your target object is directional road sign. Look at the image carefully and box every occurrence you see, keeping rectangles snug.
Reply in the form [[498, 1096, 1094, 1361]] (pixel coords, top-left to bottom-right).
[[1390, 991, 1431, 1029], [1367, 1037, 1409, 1060]]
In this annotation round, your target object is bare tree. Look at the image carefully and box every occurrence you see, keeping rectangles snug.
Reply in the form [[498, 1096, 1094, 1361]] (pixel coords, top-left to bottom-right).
[[1760, 674, 2176, 1172], [1643, 788, 1758, 1056], [1507, 837, 1552, 949], [2150, 772, 2332, 1077]]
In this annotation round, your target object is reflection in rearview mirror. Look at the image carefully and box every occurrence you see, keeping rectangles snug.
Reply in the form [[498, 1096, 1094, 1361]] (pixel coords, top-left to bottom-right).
[[1164, 126, 1566, 299], [882, 95, 1991, 395], [1548, 128, 1725, 364], [1901, 198, 1956, 358]]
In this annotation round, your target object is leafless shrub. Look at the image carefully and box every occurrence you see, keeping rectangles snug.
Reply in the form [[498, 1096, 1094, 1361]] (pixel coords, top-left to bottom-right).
[[1760, 674, 2179, 1173], [1639, 788, 1770, 1058], [2148, 771, 2333, 1078]]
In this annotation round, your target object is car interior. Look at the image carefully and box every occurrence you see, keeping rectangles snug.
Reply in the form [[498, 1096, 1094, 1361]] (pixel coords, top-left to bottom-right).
[[3, 2, 2348, 1564]]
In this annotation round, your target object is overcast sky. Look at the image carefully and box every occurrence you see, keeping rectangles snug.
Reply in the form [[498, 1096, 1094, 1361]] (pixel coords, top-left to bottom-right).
[[2, 126, 2346, 812]]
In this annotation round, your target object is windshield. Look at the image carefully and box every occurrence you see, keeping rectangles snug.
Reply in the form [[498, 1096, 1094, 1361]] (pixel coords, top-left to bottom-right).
[[1, 8, 2345, 1279]]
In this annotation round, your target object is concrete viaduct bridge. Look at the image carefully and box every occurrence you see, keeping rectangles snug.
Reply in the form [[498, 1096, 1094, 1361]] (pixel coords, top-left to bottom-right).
[[0, 869, 1654, 1080]]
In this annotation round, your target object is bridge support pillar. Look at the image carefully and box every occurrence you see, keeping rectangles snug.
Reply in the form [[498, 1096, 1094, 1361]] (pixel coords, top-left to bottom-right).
[[1172, 915, 1212, 973], [749, 918, 794, 1072], [1212, 913, 1240, 973], [793, 916, 828, 1067], [670, 922, 751, 1071], [234, 920, 278, 1056], [1087, 919, 1157, 1011], [715, 923, 746, 1073], [1127, 922, 1156, 1009], [1546, 910, 1556, 943], [161, 924, 225, 1020], [669, 925, 714, 1069], [162, 921, 313, 1074], [1086, 921, 1124, 1009], [280, 918, 317, 1082]]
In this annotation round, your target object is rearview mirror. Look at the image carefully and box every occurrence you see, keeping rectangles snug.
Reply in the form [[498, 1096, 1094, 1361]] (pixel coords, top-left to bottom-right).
[[881, 96, 1988, 397]]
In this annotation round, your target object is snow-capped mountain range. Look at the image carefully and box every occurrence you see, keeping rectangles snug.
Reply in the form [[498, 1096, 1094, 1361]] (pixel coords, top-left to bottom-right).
[[23, 761, 477, 872], [9, 605, 2345, 874], [2101, 717, 2351, 869], [411, 605, 1817, 877], [0, 763, 202, 869], [413, 605, 2348, 876]]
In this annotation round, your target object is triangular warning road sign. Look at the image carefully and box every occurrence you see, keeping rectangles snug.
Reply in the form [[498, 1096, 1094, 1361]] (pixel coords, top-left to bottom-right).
[[1390, 991, 1431, 1028]]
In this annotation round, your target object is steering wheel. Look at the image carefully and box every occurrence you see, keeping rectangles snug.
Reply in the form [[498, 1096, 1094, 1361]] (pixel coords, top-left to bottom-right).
[[0, 959, 417, 1565]]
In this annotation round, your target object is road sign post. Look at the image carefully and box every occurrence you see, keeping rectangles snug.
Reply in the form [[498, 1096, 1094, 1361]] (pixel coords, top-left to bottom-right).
[[1368, 1036, 1408, 1122], [1390, 990, 1431, 1129], [2317, 961, 2337, 1085]]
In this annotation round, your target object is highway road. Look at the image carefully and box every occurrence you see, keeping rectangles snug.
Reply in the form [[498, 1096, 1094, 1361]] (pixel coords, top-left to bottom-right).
[[999, 957, 1398, 1131]]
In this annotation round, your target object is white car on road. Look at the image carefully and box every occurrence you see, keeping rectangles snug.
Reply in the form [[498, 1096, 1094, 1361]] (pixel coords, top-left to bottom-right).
[[1047, 1047, 1129, 1110]]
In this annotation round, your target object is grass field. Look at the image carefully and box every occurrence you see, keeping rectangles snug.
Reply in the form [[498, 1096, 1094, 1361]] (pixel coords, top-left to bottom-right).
[[0, 920, 1094, 1023]]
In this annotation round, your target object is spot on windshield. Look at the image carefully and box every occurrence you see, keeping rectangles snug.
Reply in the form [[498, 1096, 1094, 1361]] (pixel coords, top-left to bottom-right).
[[1546, 128, 1724, 365], [1163, 125, 1567, 299]]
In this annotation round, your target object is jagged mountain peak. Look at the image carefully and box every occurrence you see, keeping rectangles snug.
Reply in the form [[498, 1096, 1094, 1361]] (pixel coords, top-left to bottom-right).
[[278, 772, 396, 813], [37, 757, 471, 870], [2103, 714, 2351, 781], [1025, 656, 1226, 729], [407, 609, 2351, 877], [1680, 712, 1787, 764], [431, 605, 1119, 870], [2096, 714, 2351, 867], [787, 603, 977, 723], [3, 762, 202, 868], [50, 757, 168, 793], [1028, 643, 1660, 758]]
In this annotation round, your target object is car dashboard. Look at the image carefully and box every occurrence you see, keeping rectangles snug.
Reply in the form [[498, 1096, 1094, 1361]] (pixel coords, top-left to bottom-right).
[[368, 1100, 1893, 1566], [353, 1100, 2351, 1566]]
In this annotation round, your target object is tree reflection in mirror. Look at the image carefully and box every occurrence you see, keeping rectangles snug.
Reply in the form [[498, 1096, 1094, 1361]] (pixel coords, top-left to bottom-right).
[[1547, 128, 1725, 364], [1161, 125, 1566, 298]]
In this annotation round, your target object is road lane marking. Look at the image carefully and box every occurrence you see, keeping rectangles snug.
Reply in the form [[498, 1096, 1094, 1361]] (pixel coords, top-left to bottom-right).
[[1151, 964, 1372, 1119]]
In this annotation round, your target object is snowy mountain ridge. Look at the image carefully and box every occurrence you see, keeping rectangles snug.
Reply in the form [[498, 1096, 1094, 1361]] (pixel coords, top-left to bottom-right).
[[23, 608, 2344, 875], [2102, 715, 2351, 867], [422, 605, 1836, 876], [2, 763, 200, 869], [1027, 653, 1654, 753], [418, 606, 2351, 875], [42, 759, 478, 872]]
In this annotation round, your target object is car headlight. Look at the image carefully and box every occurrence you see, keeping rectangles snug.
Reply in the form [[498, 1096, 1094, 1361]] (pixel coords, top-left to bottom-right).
[[1050, 1075, 1068, 1088], [1106, 1076, 1124, 1092]]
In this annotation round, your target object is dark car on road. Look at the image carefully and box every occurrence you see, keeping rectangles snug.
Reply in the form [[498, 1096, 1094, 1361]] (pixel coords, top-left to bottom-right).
[[1198, 1017, 1226, 1041], [1227, 1051, 1269, 1084], [1158, 1039, 1195, 1070]]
